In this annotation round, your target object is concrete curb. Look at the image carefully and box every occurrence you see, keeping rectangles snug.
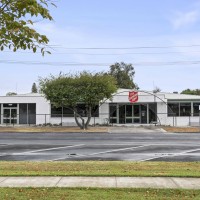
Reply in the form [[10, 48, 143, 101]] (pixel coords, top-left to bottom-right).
[[0, 177, 200, 189]]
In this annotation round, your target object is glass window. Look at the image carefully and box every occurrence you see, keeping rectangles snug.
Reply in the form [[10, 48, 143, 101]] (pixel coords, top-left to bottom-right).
[[109, 104, 117, 123], [141, 104, 147, 124], [180, 103, 191, 116], [75, 104, 99, 117], [3, 109, 10, 118], [149, 103, 157, 122], [3, 119, 10, 124], [77, 104, 87, 117], [19, 104, 27, 124], [126, 118, 132, 123], [134, 118, 140, 123], [3, 104, 17, 107], [51, 105, 62, 117], [28, 104, 36, 124], [168, 103, 179, 116], [126, 105, 132, 117], [11, 119, 17, 124], [92, 105, 99, 117], [63, 107, 74, 117], [119, 105, 125, 124], [109, 104, 117, 117], [193, 103, 200, 116], [51, 104, 99, 117], [0, 104, 1, 124], [110, 118, 117, 124], [134, 105, 140, 117]]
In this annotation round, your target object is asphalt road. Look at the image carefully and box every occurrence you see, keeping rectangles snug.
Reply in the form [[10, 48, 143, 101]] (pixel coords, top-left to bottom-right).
[[0, 131, 200, 161]]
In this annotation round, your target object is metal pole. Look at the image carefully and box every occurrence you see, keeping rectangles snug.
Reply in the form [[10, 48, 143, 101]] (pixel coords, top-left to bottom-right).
[[189, 116, 191, 126], [199, 111, 200, 127], [61, 105, 63, 126], [45, 114, 47, 126], [199, 111, 200, 132]]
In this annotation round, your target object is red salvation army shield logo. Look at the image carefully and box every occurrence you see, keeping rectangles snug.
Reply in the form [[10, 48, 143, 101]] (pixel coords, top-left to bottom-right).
[[128, 91, 138, 103]]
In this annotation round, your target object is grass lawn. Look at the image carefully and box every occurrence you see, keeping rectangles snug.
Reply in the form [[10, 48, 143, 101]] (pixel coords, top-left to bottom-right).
[[1, 161, 200, 177], [162, 126, 200, 133], [0, 126, 108, 133], [0, 188, 200, 200]]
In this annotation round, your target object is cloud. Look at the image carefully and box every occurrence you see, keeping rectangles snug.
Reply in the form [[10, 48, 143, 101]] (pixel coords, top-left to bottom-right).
[[171, 10, 199, 30]]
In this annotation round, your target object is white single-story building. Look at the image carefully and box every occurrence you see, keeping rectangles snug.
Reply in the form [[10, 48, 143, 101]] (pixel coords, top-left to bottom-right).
[[0, 89, 200, 126]]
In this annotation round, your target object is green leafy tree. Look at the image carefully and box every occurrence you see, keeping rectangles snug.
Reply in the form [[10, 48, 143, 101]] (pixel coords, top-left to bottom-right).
[[181, 89, 200, 95], [108, 62, 138, 89], [0, 0, 55, 55], [153, 86, 161, 93], [31, 82, 38, 93], [39, 72, 117, 129], [6, 92, 17, 96]]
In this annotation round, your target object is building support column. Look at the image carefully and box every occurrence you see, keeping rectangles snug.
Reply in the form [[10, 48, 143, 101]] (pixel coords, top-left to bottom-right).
[[147, 104, 149, 124]]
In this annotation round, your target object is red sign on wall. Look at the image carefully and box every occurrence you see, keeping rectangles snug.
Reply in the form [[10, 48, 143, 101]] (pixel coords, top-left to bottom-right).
[[128, 91, 138, 103]]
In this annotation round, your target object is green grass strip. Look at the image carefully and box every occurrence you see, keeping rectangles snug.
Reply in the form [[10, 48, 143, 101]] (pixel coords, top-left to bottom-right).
[[0, 161, 200, 177], [0, 188, 200, 200]]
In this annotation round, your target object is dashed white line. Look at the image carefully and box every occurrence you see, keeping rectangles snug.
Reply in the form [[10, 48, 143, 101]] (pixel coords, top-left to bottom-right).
[[139, 147, 200, 162], [51, 145, 149, 161], [12, 144, 85, 155], [0, 144, 11, 147]]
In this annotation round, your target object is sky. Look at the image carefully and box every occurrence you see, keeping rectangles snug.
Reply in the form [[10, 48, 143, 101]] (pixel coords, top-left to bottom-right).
[[1, 0, 200, 95]]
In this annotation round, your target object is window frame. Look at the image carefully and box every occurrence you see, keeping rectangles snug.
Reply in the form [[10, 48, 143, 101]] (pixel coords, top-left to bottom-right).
[[51, 104, 99, 118], [168, 101, 192, 117], [193, 102, 200, 116]]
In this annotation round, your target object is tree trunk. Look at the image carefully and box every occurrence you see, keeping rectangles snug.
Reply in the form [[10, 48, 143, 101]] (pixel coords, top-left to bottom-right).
[[74, 114, 83, 129], [85, 106, 92, 129], [73, 106, 92, 130], [74, 108, 84, 129]]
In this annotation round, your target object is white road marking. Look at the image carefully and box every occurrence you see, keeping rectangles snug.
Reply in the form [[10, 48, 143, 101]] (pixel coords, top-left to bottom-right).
[[0, 144, 11, 147], [51, 145, 149, 161], [13, 144, 85, 155], [139, 147, 200, 162], [1, 143, 200, 161]]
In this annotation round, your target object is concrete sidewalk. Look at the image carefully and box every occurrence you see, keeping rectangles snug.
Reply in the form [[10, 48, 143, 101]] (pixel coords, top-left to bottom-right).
[[108, 126, 166, 133], [0, 177, 200, 189]]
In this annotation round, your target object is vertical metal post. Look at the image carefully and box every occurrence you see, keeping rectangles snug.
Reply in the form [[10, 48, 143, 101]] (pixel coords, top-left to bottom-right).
[[199, 111, 200, 127], [199, 111, 200, 132], [61, 105, 63, 126], [45, 114, 47, 126], [189, 116, 191, 126], [12, 115, 14, 127], [147, 104, 149, 124]]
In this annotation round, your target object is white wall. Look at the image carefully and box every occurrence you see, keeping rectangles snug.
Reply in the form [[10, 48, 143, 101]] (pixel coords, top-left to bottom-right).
[[1, 90, 200, 127], [0, 95, 50, 125], [99, 103, 109, 124], [157, 102, 168, 125]]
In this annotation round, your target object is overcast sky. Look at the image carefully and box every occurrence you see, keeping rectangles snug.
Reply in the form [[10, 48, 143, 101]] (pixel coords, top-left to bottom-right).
[[1, 0, 200, 95]]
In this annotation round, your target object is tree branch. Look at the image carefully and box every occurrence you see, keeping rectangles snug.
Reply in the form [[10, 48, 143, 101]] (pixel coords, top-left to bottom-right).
[[0, 0, 13, 12]]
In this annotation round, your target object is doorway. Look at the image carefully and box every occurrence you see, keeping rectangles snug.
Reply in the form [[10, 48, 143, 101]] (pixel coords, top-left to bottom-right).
[[118, 104, 141, 124], [3, 104, 18, 124]]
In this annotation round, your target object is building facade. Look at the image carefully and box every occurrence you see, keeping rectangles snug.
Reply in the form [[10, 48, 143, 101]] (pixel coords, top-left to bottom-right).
[[0, 89, 200, 126]]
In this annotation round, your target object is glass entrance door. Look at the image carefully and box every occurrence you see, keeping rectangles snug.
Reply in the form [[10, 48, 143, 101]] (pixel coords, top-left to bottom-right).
[[3, 108, 17, 124], [124, 104, 141, 124], [119, 105, 126, 124], [133, 105, 140, 123]]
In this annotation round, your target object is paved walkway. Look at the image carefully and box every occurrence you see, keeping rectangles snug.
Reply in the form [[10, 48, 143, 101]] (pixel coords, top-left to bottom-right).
[[0, 177, 200, 189], [108, 126, 166, 133]]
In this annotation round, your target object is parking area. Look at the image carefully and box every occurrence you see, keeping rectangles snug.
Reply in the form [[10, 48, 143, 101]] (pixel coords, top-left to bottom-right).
[[0, 130, 200, 162]]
